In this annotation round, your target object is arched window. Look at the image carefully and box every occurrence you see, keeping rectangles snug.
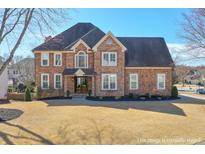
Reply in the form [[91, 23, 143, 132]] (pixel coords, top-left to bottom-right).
[[75, 51, 88, 68]]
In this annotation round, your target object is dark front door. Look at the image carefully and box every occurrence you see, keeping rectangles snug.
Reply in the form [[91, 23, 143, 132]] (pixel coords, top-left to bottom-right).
[[75, 76, 88, 93]]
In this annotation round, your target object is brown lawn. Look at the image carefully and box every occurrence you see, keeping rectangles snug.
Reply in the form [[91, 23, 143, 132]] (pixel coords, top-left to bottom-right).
[[0, 97, 205, 145]]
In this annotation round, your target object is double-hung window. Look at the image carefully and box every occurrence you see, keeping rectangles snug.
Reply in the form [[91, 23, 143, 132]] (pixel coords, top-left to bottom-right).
[[54, 74, 62, 89], [41, 74, 49, 89], [54, 53, 62, 66], [157, 73, 165, 90], [75, 51, 88, 68], [130, 74, 138, 90], [102, 52, 117, 66], [41, 53, 49, 66], [102, 74, 117, 90]]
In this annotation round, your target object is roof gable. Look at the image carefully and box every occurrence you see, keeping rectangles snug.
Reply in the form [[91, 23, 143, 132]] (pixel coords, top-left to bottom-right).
[[92, 32, 127, 51]]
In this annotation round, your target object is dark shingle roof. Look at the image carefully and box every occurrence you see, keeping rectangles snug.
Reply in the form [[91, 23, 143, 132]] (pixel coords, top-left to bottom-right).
[[117, 37, 174, 67], [62, 68, 96, 75], [33, 23, 174, 67], [33, 23, 98, 51], [65, 27, 105, 49]]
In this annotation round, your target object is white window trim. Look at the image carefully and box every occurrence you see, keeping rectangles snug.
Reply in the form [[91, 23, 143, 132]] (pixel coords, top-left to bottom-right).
[[157, 73, 166, 90], [41, 73, 49, 89], [54, 73, 62, 89], [54, 53, 62, 66], [75, 51, 88, 68], [102, 52, 117, 66], [41, 53, 49, 66], [101, 74, 117, 90], [129, 74, 138, 90]]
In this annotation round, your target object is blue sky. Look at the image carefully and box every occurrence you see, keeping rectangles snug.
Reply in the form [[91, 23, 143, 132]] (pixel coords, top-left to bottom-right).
[[2, 8, 205, 66]]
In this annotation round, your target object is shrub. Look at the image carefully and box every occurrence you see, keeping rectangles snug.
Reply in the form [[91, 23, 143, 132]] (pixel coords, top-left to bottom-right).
[[35, 86, 41, 99], [171, 86, 178, 98], [88, 90, 92, 97], [25, 88, 32, 101], [115, 96, 122, 100], [133, 94, 139, 99], [99, 96, 103, 100], [128, 93, 133, 98], [18, 83, 26, 93]]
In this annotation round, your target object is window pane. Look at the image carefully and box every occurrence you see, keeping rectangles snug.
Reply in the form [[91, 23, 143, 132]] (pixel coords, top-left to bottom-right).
[[158, 74, 165, 89], [131, 81, 137, 89], [103, 75, 109, 89], [55, 54, 61, 66], [110, 53, 116, 65], [55, 75, 61, 89], [103, 53, 109, 65], [110, 75, 116, 89], [42, 53, 48, 66], [42, 75, 48, 89], [79, 55, 85, 67]]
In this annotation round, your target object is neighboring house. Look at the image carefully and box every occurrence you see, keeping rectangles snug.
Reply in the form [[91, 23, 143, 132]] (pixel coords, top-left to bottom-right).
[[33, 23, 174, 98], [0, 57, 8, 99], [185, 69, 205, 85], [8, 58, 35, 85]]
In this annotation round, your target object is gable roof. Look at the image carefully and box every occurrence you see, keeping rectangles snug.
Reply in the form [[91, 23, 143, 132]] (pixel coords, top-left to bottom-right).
[[118, 37, 174, 67], [33, 23, 174, 67]]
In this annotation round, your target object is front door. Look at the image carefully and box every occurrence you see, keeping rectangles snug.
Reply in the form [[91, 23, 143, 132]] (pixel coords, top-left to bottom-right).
[[75, 77, 88, 93]]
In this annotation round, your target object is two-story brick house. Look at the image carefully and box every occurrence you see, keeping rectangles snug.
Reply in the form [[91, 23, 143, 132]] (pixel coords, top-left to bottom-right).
[[33, 23, 174, 98]]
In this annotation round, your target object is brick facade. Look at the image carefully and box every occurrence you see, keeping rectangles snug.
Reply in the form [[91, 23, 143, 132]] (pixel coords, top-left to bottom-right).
[[34, 35, 173, 98], [125, 68, 172, 96]]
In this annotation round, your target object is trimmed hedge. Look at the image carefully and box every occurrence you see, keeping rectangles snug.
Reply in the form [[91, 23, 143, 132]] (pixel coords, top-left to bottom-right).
[[171, 86, 178, 98], [25, 88, 32, 101]]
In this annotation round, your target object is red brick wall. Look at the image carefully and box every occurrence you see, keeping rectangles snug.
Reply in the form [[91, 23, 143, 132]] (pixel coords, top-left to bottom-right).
[[125, 68, 172, 96], [35, 52, 65, 98], [94, 36, 125, 96]]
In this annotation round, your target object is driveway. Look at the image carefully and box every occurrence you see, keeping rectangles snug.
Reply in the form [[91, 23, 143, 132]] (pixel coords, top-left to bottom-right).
[[0, 95, 205, 145]]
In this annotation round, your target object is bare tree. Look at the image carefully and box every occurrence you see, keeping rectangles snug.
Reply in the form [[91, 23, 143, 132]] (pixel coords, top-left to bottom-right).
[[180, 9, 205, 59], [175, 65, 191, 86], [0, 8, 70, 76]]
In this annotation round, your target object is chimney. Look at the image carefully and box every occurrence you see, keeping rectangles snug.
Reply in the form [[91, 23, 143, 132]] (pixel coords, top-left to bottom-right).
[[44, 35, 52, 42]]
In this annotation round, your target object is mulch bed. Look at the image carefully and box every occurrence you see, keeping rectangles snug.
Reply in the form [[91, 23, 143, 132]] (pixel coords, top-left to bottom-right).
[[0, 99, 11, 104], [0, 108, 23, 122], [86, 96, 180, 101]]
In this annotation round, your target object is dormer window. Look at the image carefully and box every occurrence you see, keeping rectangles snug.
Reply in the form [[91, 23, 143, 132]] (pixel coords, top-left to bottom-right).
[[75, 51, 88, 68]]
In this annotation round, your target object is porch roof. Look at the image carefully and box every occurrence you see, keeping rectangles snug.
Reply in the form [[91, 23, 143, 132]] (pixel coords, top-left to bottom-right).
[[62, 68, 96, 76]]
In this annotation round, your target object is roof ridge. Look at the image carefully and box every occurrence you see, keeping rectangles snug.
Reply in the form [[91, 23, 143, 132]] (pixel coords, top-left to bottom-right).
[[64, 27, 97, 49]]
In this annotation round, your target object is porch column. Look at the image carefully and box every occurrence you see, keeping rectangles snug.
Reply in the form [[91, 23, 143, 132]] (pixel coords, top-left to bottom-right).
[[64, 75, 67, 97], [92, 75, 96, 96]]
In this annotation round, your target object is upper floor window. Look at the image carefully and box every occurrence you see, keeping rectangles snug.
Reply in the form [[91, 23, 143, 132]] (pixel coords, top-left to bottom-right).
[[54, 53, 62, 66], [102, 52, 117, 66], [75, 51, 88, 68], [157, 73, 165, 90], [41, 53, 49, 66], [101, 74, 117, 90], [130, 74, 138, 90], [41, 73, 49, 89]]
